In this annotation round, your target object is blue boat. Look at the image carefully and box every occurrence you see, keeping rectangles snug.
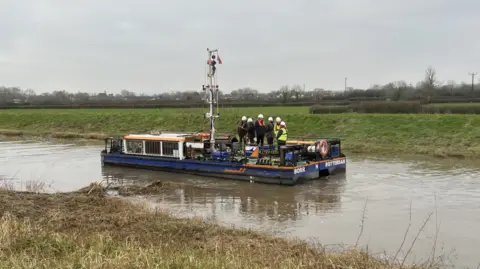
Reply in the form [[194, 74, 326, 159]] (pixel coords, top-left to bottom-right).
[[101, 48, 347, 185]]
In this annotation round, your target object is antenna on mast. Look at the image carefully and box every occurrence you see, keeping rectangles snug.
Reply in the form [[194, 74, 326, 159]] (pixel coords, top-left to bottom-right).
[[202, 48, 221, 152]]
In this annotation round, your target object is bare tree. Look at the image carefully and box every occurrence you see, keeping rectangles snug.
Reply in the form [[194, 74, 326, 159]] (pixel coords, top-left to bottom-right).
[[424, 66, 438, 88], [422, 66, 438, 102], [393, 80, 409, 100], [311, 88, 326, 101], [2, 70, 480, 107], [230, 87, 259, 101], [446, 80, 456, 95], [121, 89, 136, 97], [291, 84, 304, 100], [278, 85, 292, 103]]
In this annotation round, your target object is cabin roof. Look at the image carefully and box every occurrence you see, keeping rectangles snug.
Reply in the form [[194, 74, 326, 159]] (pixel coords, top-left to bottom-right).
[[124, 133, 195, 141]]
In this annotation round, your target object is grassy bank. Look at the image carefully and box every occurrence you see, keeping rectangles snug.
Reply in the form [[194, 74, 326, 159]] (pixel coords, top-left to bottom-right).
[[1, 107, 480, 158], [0, 181, 440, 268]]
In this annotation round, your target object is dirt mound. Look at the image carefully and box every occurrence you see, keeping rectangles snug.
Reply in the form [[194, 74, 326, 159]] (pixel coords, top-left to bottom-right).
[[76, 182, 107, 196], [75, 180, 182, 197], [115, 181, 182, 196]]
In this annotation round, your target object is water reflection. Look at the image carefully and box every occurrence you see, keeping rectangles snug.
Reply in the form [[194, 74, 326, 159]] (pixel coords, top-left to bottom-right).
[[101, 165, 346, 224], [352, 153, 480, 172]]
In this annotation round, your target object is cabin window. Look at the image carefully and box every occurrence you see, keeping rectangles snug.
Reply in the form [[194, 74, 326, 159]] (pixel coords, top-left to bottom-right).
[[145, 141, 161, 155], [162, 142, 179, 156], [126, 140, 143, 154]]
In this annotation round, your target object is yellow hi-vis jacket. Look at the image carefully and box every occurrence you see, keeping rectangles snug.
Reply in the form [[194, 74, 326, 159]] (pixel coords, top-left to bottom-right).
[[274, 123, 280, 138], [277, 128, 287, 141]]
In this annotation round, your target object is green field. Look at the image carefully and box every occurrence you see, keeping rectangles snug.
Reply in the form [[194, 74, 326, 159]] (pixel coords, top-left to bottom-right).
[[1, 107, 480, 158]]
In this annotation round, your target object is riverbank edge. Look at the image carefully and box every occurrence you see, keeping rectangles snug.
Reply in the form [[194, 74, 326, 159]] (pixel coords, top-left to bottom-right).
[[0, 128, 476, 159], [0, 183, 440, 268]]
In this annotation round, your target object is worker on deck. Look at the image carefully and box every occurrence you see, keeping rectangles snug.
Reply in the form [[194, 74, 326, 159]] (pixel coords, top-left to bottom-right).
[[207, 55, 217, 77], [276, 121, 287, 147], [246, 118, 255, 144], [274, 117, 281, 140], [254, 114, 266, 146], [237, 116, 247, 143], [266, 117, 274, 147]]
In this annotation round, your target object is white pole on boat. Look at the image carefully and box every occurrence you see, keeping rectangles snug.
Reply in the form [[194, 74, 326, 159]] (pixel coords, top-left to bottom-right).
[[205, 48, 220, 152]]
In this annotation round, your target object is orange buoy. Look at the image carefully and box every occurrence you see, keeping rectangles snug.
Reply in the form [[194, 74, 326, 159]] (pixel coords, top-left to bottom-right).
[[197, 132, 210, 139]]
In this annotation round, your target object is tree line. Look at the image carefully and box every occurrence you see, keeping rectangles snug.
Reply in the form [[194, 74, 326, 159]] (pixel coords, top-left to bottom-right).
[[1, 67, 479, 108]]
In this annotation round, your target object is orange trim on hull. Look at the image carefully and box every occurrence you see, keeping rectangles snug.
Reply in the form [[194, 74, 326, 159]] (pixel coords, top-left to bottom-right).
[[287, 140, 316, 144]]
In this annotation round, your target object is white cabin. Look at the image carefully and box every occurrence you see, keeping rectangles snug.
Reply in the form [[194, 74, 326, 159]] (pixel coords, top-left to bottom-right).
[[122, 132, 207, 160]]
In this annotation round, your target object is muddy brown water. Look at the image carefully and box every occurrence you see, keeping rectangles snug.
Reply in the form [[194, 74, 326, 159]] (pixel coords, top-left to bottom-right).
[[1, 139, 480, 268]]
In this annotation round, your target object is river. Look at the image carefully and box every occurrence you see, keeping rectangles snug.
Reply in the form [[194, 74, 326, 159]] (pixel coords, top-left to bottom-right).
[[1, 138, 479, 268]]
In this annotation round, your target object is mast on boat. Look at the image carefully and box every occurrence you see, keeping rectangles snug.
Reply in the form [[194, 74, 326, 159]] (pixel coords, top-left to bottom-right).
[[203, 48, 221, 152]]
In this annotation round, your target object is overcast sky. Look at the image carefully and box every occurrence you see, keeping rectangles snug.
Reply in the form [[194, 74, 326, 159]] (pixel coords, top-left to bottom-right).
[[0, 0, 479, 94]]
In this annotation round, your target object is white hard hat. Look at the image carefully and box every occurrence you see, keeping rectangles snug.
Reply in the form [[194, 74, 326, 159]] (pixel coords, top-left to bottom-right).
[[268, 117, 273, 121], [247, 118, 253, 122], [276, 117, 281, 122], [241, 116, 246, 121], [258, 114, 264, 118], [280, 121, 286, 126]]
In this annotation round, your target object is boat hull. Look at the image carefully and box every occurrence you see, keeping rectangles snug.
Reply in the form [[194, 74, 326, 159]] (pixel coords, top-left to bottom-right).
[[101, 152, 346, 186]]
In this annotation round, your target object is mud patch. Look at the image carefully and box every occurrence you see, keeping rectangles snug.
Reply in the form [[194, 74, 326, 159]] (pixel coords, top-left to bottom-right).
[[76, 180, 183, 197]]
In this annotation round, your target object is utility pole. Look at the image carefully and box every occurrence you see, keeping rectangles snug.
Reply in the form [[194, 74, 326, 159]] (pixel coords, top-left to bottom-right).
[[344, 77, 347, 100], [469, 72, 477, 96]]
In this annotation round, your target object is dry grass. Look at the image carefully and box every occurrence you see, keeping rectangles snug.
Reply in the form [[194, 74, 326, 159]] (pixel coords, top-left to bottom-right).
[[0, 178, 51, 193], [0, 181, 446, 269]]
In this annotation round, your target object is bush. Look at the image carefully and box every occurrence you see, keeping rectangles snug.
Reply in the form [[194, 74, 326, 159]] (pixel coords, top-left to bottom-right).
[[310, 101, 480, 114], [430, 97, 480, 103], [309, 105, 350, 114], [422, 105, 480, 114], [350, 101, 423, 113]]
